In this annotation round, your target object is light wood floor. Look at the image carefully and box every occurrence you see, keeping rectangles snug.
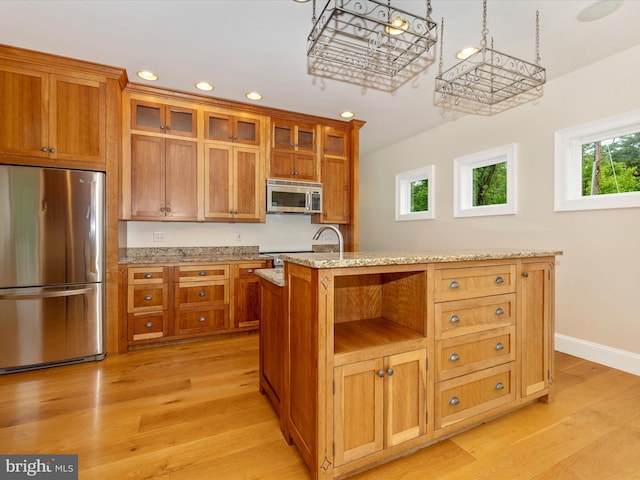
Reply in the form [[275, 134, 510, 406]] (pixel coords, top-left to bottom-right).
[[1, 333, 639, 480]]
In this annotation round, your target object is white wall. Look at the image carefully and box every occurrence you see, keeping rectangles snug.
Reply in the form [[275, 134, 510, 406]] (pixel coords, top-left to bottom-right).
[[121, 214, 337, 252], [359, 44, 640, 374]]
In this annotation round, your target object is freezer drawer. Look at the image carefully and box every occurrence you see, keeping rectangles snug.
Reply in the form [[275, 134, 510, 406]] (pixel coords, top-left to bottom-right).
[[0, 283, 104, 373]]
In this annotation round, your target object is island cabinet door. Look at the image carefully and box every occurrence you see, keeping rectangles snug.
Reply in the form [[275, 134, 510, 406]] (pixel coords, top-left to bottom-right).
[[519, 260, 553, 399], [333, 350, 427, 467], [334, 358, 384, 466]]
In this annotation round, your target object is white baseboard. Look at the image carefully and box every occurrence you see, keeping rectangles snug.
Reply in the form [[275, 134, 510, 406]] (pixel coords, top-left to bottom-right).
[[555, 333, 640, 377]]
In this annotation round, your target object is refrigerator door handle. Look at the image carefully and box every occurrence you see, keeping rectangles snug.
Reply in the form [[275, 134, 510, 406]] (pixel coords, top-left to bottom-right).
[[0, 286, 93, 300]]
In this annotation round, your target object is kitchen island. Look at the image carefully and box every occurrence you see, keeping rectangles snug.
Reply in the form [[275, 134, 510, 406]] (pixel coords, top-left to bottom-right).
[[262, 249, 561, 480]]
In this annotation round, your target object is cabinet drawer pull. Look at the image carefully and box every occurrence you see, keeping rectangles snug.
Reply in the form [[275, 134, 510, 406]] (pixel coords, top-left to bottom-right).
[[41, 147, 48, 152], [495, 382, 505, 390], [247, 268, 254, 273], [495, 276, 505, 284], [198, 316, 207, 322], [449, 280, 460, 289], [144, 295, 153, 301], [449, 315, 460, 324], [198, 291, 206, 297], [144, 321, 154, 328], [198, 271, 206, 276], [495, 307, 504, 315], [144, 273, 153, 279], [448, 353, 460, 362], [449, 396, 460, 406], [387, 368, 394, 376], [49, 147, 55, 153], [495, 342, 505, 351], [378, 370, 385, 378]]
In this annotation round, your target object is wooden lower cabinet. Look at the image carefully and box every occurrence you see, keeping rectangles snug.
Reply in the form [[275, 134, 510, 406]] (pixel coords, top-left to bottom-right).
[[120, 260, 269, 351], [279, 256, 557, 479], [334, 349, 427, 466]]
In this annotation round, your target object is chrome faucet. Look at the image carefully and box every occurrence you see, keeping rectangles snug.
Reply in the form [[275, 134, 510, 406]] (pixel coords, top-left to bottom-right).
[[313, 225, 344, 259]]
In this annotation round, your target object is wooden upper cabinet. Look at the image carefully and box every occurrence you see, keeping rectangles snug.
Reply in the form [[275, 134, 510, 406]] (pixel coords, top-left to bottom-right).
[[0, 65, 106, 163], [204, 110, 261, 146], [315, 127, 350, 224], [204, 143, 263, 222], [131, 100, 197, 138], [272, 119, 317, 153], [130, 134, 198, 220]]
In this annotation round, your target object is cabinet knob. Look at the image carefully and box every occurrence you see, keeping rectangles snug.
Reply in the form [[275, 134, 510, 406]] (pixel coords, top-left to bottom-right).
[[448, 353, 460, 362], [198, 316, 206, 322], [378, 370, 385, 377], [160, 207, 166, 212], [144, 273, 153, 279], [523, 272, 529, 278], [449, 396, 460, 406], [449, 315, 460, 324], [495, 276, 504, 284], [160, 125, 166, 129], [144, 321, 154, 328], [41, 147, 48, 152], [49, 148, 55, 153], [495, 342, 505, 351], [449, 280, 460, 289], [495, 382, 505, 390], [198, 291, 206, 297], [165, 207, 171, 212], [144, 295, 153, 301], [199, 271, 206, 276], [495, 307, 504, 315], [387, 368, 394, 376]]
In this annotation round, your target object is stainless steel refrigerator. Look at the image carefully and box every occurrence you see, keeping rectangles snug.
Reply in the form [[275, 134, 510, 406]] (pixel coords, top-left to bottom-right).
[[0, 165, 105, 373]]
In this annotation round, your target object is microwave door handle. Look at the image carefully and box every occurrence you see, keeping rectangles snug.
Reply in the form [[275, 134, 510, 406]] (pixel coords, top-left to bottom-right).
[[306, 191, 311, 211]]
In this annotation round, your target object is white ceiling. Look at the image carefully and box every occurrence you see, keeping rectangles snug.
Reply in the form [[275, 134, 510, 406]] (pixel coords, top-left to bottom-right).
[[1, 0, 639, 155]]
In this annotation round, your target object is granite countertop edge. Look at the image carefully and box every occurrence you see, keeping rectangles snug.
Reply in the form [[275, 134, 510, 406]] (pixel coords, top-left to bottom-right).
[[118, 246, 270, 265], [255, 268, 285, 287], [279, 249, 563, 269]]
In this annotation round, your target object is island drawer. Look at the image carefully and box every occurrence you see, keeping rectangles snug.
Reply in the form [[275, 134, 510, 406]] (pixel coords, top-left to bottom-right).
[[435, 326, 515, 381], [435, 293, 515, 339], [434, 264, 516, 302], [435, 362, 516, 430]]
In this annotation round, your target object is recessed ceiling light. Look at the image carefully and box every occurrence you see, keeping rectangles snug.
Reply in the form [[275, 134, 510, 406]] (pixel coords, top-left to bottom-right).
[[577, 0, 623, 22], [137, 70, 158, 81], [246, 91, 263, 101], [340, 111, 354, 119], [195, 82, 214, 92], [456, 46, 480, 60]]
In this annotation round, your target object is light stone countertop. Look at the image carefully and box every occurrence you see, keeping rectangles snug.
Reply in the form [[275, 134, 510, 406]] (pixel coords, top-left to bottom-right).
[[255, 267, 285, 287], [118, 246, 270, 265], [279, 249, 563, 269]]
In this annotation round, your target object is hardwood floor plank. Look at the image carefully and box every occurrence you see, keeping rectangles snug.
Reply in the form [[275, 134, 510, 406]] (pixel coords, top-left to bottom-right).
[[1, 335, 639, 480]]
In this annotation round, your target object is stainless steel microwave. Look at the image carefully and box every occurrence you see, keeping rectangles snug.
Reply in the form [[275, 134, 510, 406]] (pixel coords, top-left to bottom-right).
[[266, 179, 322, 214]]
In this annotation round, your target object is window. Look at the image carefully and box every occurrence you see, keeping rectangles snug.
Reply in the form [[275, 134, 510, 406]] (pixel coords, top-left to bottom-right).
[[554, 109, 640, 211], [454, 143, 517, 217], [396, 165, 434, 221]]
